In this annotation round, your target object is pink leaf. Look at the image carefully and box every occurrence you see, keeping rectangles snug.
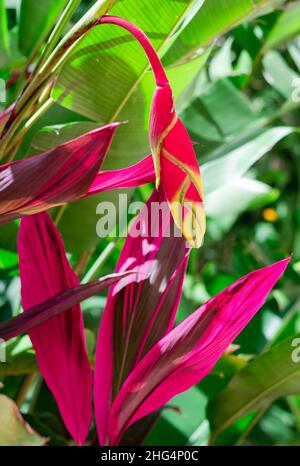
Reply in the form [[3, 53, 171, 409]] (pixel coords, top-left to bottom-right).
[[0, 270, 134, 341], [107, 257, 290, 445], [0, 124, 118, 224]]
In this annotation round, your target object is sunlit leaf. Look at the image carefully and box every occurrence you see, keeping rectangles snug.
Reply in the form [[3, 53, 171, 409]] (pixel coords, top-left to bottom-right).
[[18, 0, 68, 57], [206, 177, 279, 234], [0, 395, 47, 446], [183, 78, 258, 140], [208, 334, 300, 443]]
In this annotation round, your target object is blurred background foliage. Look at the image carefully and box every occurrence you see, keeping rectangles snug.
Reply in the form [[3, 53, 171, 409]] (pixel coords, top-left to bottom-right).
[[1, 0, 300, 446]]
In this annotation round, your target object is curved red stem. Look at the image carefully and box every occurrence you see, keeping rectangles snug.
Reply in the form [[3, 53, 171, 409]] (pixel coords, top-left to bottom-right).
[[98, 15, 169, 87]]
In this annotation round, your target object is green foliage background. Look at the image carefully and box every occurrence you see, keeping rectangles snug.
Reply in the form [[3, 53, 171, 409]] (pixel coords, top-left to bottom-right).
[[1, 0, 300, 446]]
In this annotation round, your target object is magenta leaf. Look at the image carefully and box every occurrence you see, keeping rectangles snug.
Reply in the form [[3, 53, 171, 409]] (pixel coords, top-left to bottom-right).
[[18, 212, 93, 445], [0, 123, 118, 224], [86, 154, 155, 196], [0, 212, 135, 445], [99, 16, 205, 248], [0, 271, 135, 341], [94, 188, 189, 445], [105, 257, 290, 445]]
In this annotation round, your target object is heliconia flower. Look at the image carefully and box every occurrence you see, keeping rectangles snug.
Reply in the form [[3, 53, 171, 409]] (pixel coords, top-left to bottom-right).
[[18, 212, 93, 445], [99, 16, 206, 248], [0, 123, 118, 224], [94, 188, 189, 445], [102, 256, 290, 445]]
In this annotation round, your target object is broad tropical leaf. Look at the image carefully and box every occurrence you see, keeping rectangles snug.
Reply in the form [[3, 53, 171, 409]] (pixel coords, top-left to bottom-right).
[[208, 333, 300, 443], [163, 0, 272, 66], [106, 258, 289, 445]]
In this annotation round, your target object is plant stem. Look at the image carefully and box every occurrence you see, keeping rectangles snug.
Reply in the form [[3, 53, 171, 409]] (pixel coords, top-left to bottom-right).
[[28, 374, 43, 413], [234, 404, 269, 446], [16, 372, 39, 408], [287, 396, 300, 432]]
